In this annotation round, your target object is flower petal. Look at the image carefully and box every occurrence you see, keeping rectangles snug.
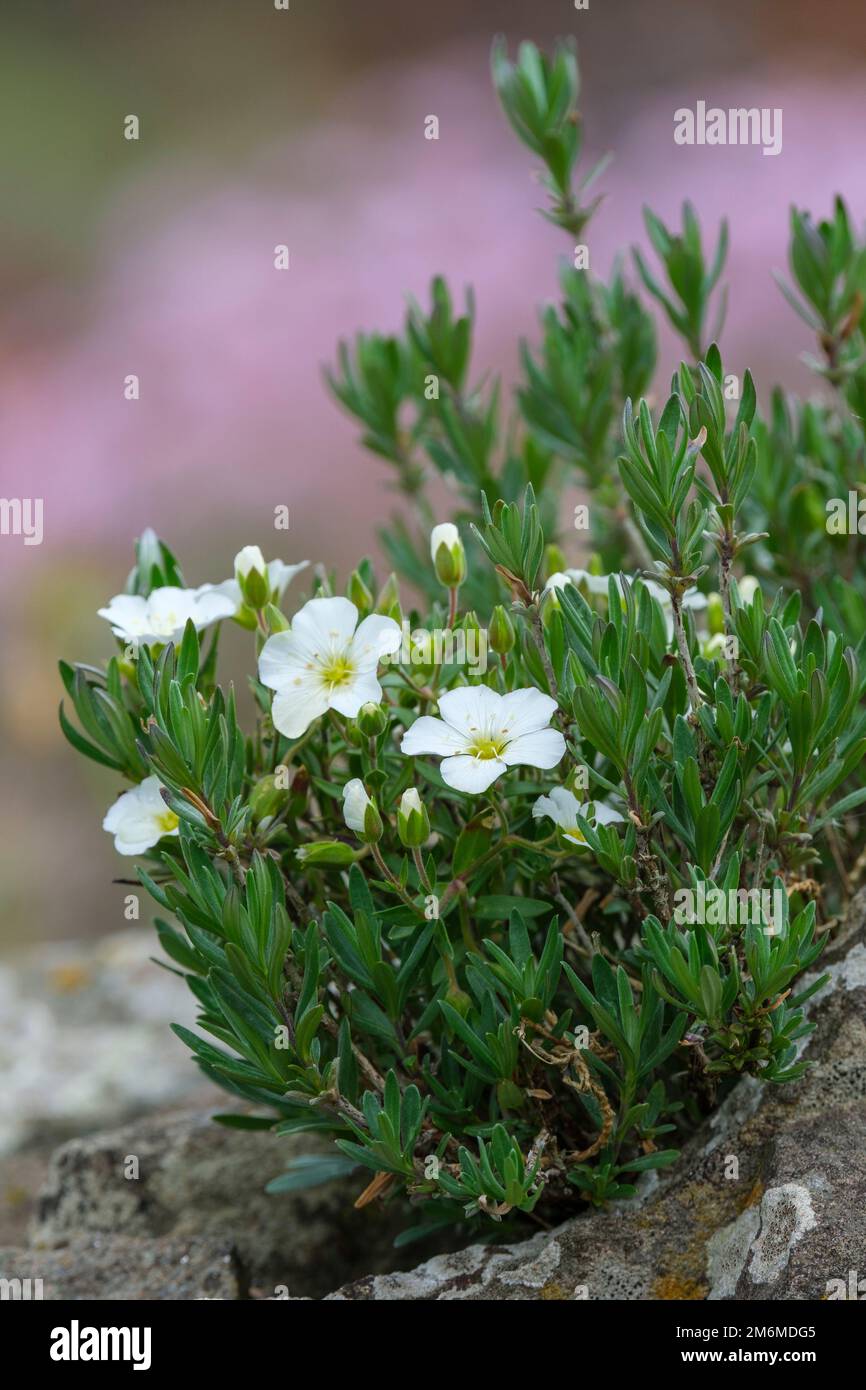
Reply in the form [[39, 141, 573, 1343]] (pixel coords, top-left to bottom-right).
[[291, 596, 358, 648], [532, 786, 581, 826], [192, 589, 237, 627], [267, 559, 309, 598], [562, 830, 591, 850], [499, 687, 558, 738], [683, 588, 708, 612], [329, 670, 382, 718], [270, 681, 330, 739], [439, 754, 507, 793], [196, 578, 242, 610], [342, 778, 371, 833], [351, 613, 402, 670], [258, 630, 310, 691], [401, 715, 468, 757], [501, 728, 566, 769], [436, 684, 503, 737]]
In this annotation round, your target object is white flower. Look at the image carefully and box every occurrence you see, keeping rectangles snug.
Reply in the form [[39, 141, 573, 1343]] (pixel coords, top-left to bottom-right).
[[532, 787, 624, 848], [548, 570, 707, 640], [401, 685, 565, 793], [103, 775, 180, 855], [545, 568, 609, 596], [198, 549, 308, 614], [258, 596, 401, 739], [641, 579, 708, 638], [342, 778, 372, 833], [98, 586, 236, 648]]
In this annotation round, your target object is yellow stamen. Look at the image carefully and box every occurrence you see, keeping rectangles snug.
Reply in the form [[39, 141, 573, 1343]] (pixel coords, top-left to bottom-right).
[[319, 655, 355, 689], [470, 737, 506, 761]]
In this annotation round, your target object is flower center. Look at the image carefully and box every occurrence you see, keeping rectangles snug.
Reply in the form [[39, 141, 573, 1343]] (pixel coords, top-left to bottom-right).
[[157, 809, 179, 833], [319, 654, 355, 689], [470, 736, 506, 761], [148, 610, 182, 636]]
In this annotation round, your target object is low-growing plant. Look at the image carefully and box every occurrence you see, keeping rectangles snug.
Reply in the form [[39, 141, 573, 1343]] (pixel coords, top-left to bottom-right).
[[60, 38, 866, 1239]]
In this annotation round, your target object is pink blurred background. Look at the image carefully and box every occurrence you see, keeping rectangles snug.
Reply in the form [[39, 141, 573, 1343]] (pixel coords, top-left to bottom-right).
[[2, 0, 866, 944]]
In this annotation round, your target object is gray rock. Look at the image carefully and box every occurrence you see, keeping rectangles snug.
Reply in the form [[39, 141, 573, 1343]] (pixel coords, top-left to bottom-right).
[[0, 1236, 239, 1301], [329, 895, 866, 1301], [0, 930, 210, 1155], [29, 1107, 404, 1299]]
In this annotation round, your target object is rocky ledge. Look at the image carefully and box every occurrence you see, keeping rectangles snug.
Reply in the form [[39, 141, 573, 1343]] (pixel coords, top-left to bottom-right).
[[2, 896, 864, 1300], [330, 894, 866, 1300]]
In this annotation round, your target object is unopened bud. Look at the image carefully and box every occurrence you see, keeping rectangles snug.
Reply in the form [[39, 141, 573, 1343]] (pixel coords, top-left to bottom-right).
[[342, 778, 384, 843], [544, 542, 566, 581], [707, 591, 725, 636], [489, 604, 515, 655], [376, 572, 402, 622], [348, 568, 374, 616], [264, 603, 290, 634], [295, 840, 359, 865], [357, 701, 387, 738], [235, 545, 270, 609], [397, 787, 430, 848], [248, 773, 288, 824], [431, 523, 466, 588]]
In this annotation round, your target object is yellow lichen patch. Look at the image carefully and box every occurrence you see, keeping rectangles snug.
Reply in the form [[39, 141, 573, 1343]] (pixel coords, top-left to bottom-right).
[[652, 1274, 708, 1300], [539, 1281, 570, 1300]]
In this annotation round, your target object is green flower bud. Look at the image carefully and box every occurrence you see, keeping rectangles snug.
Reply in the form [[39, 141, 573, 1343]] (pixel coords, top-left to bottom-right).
[[375, 572, 402, 622], [397, 787, 430, 848], [707, 591, 725, 637], [343, 720, 365, 747], [496, 1079, 524, 1112], [444, 986, 473, 1020], [342, 777, 383, 843], [294, 840, 359, 866], [235, 545, 270, 610], [489, 604, 515, 655], [264, 603, 290, 634], [348, 569, 374, 616], [544, 542, 566, 581], [356, 701, 388, 737], [248, 773, 289, 824], [431, 523, 466, 588], [233, 603, 259, 632]]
